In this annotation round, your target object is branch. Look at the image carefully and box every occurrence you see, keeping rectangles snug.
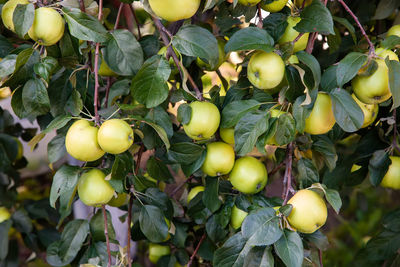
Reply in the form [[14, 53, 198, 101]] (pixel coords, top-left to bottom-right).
[[293, 32, 305, 44], [78, 0, 85, 12], [187, 233, 206, 267], [318, 249, 324, 267], [392, 109, 400, 154], [129, 4, 142, 39], [305, 32, 318, 54], [102, 205, 112, 267], [282, 142, 294, 205], [104, 77, 112, 108], [268, 161, 285, 177], [114, 2, 124, 30], [93, 0, 104, 125], [170, 176, 194, 197], [256, 3, 263, 29]]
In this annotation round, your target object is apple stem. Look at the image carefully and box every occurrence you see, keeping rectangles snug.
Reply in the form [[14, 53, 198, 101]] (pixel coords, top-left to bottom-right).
[[128, 4, 142, 39], [256, 3, 263, 29], [114, 2, 124, 30], [282, 142, 294, 205], [187, 233, 206, 267], [102, 205, 112, 267]]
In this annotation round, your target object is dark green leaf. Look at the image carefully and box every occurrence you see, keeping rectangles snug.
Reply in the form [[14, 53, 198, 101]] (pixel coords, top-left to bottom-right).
[[0, 220, 12, 260], [141, 119, 171, 149], [203, 177, 221, 213], [294, 0, 334, 34], [206, 215, 228, 243], [297, 158, 319, 188], [146, 156, 174, 182], [90, 209, 116, 241], [221, 99, 261, 128], [386, 58, 400, 111], [47, 134, 66, 163], [292, 95, 312, 134], [369, 150, 391, 186], [296, 51, 321, 90], [373, 0, 400, 19], [177, 103, 192, 125], [225, 27, 274, 53], [213, 232, 251, 267], [167, 142, 204, 164], [275, 113, 296, 146], [325, 188, 342, 214], [22, 78, 50, 117], [243, 246, 274, 267], [336, 52, 367, 87], [13, 3, 34, 37], [332, 16, 356, 44], [274, 230, 303, 267], [312, 136, 337, 171], [139, 205, 168, 243]]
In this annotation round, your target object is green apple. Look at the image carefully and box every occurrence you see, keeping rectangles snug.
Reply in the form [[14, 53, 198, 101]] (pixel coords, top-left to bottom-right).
[[0, 87, 11, 99], [196, 39, 227, 71], [238, 0, 261, 6], [28, 7, 65, 46], [108, 192, 128, 207], [1, 0, 29, 32], [247, 51, 285, 90], [202, 142, 235, 177], [229, 156, 268, 194], [77, 169, 115, 207], [351, 94, 378, 128], [265, 109, 286, 146], [376, 47, 399, 61], [261, 0, 288, 12], [387, 24, 400, 37], [230, 205, 248, 229], [98, 119, 134, 154], [287, 189, 327, 233], [304, 92, 336, 135], [148, 0, 200, 22], [351, 164, 362, 172], [183, 101, 221, 141], [380, 156, 400, 189], [278, 16, 310, 53], [294, 0, 312, 7], [65, 120, 105, 162], [148, 243, 170, 264], [0, 207, 11, 223], [220, 127, 235, 145], [288, 54, 299, 64], [187, 185, 205, 203], [13, 137, 23, 160]]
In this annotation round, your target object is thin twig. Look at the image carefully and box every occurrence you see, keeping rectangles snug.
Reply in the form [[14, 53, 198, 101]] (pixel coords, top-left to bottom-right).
[[268, 161, 285, 177], [187, 233, 206, 267], [318, 249, 324, 267], [293, 32, 305, 44], [104, 77, 112, 108], [114, 2, 124, 30], [392, 109, 400, 154], [282, 142, 294, 205], [129, 4, 142, 39], [93, 0, 104, 125], [78, 0, 85, 12], [256, 3, 263, 29], [102, 205, 112, 267], [306, 32, 318, 54], [170, 176, 194, 197]]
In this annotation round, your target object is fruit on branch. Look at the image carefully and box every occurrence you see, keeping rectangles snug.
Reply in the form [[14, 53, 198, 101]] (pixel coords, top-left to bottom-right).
[[287, 189, 327, 233], [387, 24, 400, 37], [0, 87, 11, 99], [294, 0, 312, 7], [278, 16, 309, 53], [97, 119, 134, 154], [148, 0, 201, 22], [380, 156, 400, 189], [148, 243, 170, 264], [108, 192, 128, 207], [261, 0, 288, 12], [351, 94, 378, 128], [196, 39, 227, 71], [375, 47, 399, 61], [183, 101, 221, 141], [0, 207, 11, 223], [202, 142, 235, 177], [247, 51, 285, 90], [28, 7, 65, 46], [77, 169, 115, 207], [304, 92, 336, 135], [1, 0, 29, 32], [65, 120, 105, 162], [220, 127, 235, 145], [229, 156, 268, 194], [238, 0, 261, 6], [187, 186, 205, 203], [230, 205, 248, 229], [265, 109, 286, 146], [13, 137, 23, 161]]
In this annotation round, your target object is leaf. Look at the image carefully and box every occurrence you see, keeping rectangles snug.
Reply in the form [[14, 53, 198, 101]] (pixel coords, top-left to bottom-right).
[[139, 205, 168, 243], [321, 65, 338, 92], [12, 3, 34, 37], [297, 158, 319, 188], [292, 95, 312, 134], [203, 177, 221, 213], [12, 209, 33, 233], [146, 156, 174, 182], [0, 35, 13, 58], [336, 52, 367, 87], [213, 232, 251, 267], [0, 220, 12, 260], [369, 150, 391, 186], [131, 55, 171, 108], [225, 27, 274, 53], [221, 99, 261, 128], [275, 113, 296, 146], [4, 48, 39, 89], [47, 134, 67, 163], [386, 58, 400, 111], [325, 188, 342, 214], [177, 103, 192, 124], [332, 16, 356, 44], [296, 51, 321, 90], [103, 29, 143, 76], [274, 230, 304, 267], [0, 54, 17, 78], [141, 119, 170, 149], [294, 0, 334, 35], [243, 246, 274, 267], [262, 12, 288, 42], [312, 136, 337, 171], [34, 56, 59, 83], [373, 0, 400, 20], [167, 142, 204, 164], [206, 215, 228, 243], [22, 78, 51, 117], [89, 209, 116, 241]]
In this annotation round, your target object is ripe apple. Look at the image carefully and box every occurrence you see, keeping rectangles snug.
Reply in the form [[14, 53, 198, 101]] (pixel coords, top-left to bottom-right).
[[0, 87, 11, 99], [376, 47, 399, 61], [229, 156, 268, 194], [294, 0, 312, 7], [247, 51, 285, 90], [380, 156, 400, 189], [108, 192, 128, 207], [261, 0, 288, 12], [78, 169, 115, 207], [304, 92, 336, 135], [352, 59, 392, 104], [202, 142, 235, 177], [230, 205, 248, 229], [0, 207, 11, 223], [288, 54, 299, 64], [1, 0, 29, 32], [196, 39, 226, 71], [238, 0, 261, 6], [220, 127, 235, 145], [65, 120, 105, 162], [97, 119, 134, 154], [387, 24, 400, 37], [148, 0, 200, 22], [187, 186, 205, 203], [265, 109, 286, 146], [28, 7, 65, 46], [351, 94, 378, 128], [278, 16, 310, 53], [13, 137, 23, 160], [287, 189, 327, 233], [183, 101, 221, 141], [148, 243, 170, 264]]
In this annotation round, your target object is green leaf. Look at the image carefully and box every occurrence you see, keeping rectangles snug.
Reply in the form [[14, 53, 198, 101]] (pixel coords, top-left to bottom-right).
[[312, 136, 337, 171], [140, 119, 170, 149], [167, 142, 204, 164], [107, 79, 131, 107], [146, 156, 174, 182], [373, 0, 400, 20], [386, 58, 400, 111], [0, 54, 17, 79], [294, 0, 334, 34], [0, 35, 13, 58], [177, 103, 192, 125], [292, 95, 312, 134], [47, 134, 66, 164], [206, 215, 228, 243], [65, 89, 83, 116], [225, 27, 274, 53], [5, 48, 39, 91], [296, 51, 321, 90], [34, 56, 58, 83], [297, 158, 319, 188], [325, 188, 342, 214], [369, 150, 391, 186], [89, 209, 116, 242], [103, 29, 143, 76], [12, 209, 33, 233], [262, 12, 288, 42], [221, 99, 261, 128], [22, 78, 51, 117], [213, 232, 251, 267], [145, 106, 174, 138], [275, 113, 296, 146], [336, 52, 367, 87], [203, 177, 221, 213], [321, 65, 338, 92], [131, 55, 171, 108], [243, 246, 274, 267], [381, 35, 400, 50], [13, 3, 34, 37], [332, 16, 356, 44], [303, 230, 329, 251], [274, 230, 304, 267], [0, 220, 12, 260], [139, 205, 169, 243]]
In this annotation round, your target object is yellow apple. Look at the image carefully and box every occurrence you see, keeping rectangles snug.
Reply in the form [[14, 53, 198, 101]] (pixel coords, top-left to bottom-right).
[[108, 192, 128, 207], [287, 189, 327, 233], [1, 0, 29, 32], [351, 164, 362, 172], [28, 7, 65, 46], [196, 39, 226, 71], [265, 109, 286, 146], [247, 51, 285, 90], [351, 94, 378, 128], [261, 0, 288, 12], [230, 205, 248, 229], [77, 169, 115, 207], [229, 156, 268, 194], [183, 101, 221, 141], [380, 156, 400, 189], [65, 120, 105, 162], [288, 55, 299, 64], [98, 119, 134, 154], [387, 24, 400, 37], [187, 185, 205, 203], [148, 0, 200, 22], [294, 0, 312, 7], [304, 92, 336, 135], [219, 127, 235, 145], [376, 47, 399, 61], [0, 207, 11, 223], [0, 87, 11, 99], [238, 0, 261, 6], [148, 243, 170, 264], [13, 137, 23, 160], [201, 142, 235, 177], [278, 16, 310, 53]]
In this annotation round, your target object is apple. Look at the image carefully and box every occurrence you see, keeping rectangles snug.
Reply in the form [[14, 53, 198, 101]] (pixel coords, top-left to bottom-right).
[[278, 16, 310, 53], [1, 0, 29, 32], [261, 0, 288, 12], [294, 0, 312, 7], [387, 24, 400, 37], [287, 189, 327, 233], [0, 87, 11, 99], [304, 92, 336, 135], [265, 109, 286, 146], [0, 207, 11, 223], [196, 39, 227, 71], [230, 205, 248, 229], [108, 192, 128, 207], [148, 243, 170, 264], [148, 0, 200, 22], [144, 173, 166, 191], [375, 47, 399, 61], [78, 169, 115, 207], [352, 59, 392, 104], [238, 0, 261, 6], [247, 51, 285, 90], [288, 55, 299, 64], [65, 120, 105, 162], [351, 94, 378, 128], [201, 142, 235, 177], [98, 119, 134, 154], [220, 127, 235, 145], [380, 156, 400, 189], [351, 164, 362, 172], [229, 156, 268, 194], [28, 7, 65, 46], [187, 185, 205, 203], [183, 101, 221, 141]]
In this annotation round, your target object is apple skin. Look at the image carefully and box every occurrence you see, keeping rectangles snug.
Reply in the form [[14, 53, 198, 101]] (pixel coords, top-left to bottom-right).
[[28, 7, 65, 46], [0, 207, 11, 223], [376, 47, 399, 61], [1, 0, 29, 32], [148, 0, 200, 22], [352, 59, 392, 104], [287, 189, 327, 234], [65, 120, 105, 162], [78, 169, 115, 207], [108, 193, 128, 207], [229, 156, 268, 194], [387, 24, 400, 37], [247, 51, 285, 90], [220, 127, 235, 145], [187, 185, 205, 203], [294, 0, 312, 7], [278, 16, 310, 53], [238, 0, 261, 6], [148, 243, 170, 264], [230, 205, 248, 229], [351, 94, 378, 128], [98, 119, 134, 154], [380, 156, 400, 189], [183, 101, 221, 141], [261, 0, 288, 12], [202, 142, 235, 177], [304, 92, 336, 135]]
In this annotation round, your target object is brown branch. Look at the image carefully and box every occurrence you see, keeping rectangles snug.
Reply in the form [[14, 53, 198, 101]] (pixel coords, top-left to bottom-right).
[[306, 32, 318, 54], [268, 161, 285, 177], [256, 3, 263, 29], [102, 205, 112, 267], [293, 32, 305, 45], [187, 233, 206, 267], [282, 142, 294, 205], [114, 2, 124, 30], [129, 4, 142, 39], [318, 249, 324, 267], [93, 0, 104, 125], [104, 77, 112, 108], [301, 0, 306, 9], [170, 176, 194, 197], [78, 0, 85, 12]]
